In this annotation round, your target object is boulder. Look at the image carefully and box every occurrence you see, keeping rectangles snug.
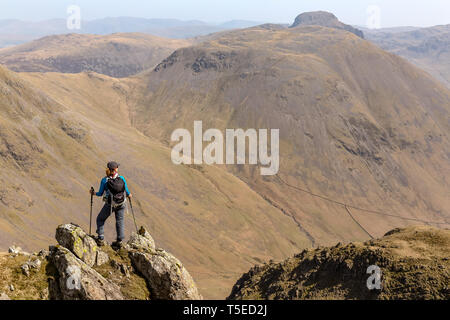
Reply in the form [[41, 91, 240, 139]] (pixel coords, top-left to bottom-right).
[[8, 245, 30, 256], [50, 246, 124, 300], [95, 250, 109, 266], [20, 257, 42, 276], [28, 257, 42, 270], [37, 249, 49, 258], [129, 249, 202, 300], [8, 246, 21, 254], [21, 263, 30, 276], [127, 226, 155, 252], [55, 224, 98, 267]]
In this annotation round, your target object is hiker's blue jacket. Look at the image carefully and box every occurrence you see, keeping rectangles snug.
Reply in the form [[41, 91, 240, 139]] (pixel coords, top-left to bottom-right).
[[96, 176, 130, 197]]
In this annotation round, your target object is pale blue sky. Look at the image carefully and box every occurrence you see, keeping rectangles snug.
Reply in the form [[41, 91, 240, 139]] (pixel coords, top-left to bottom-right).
[[0, 0, 449, 27]]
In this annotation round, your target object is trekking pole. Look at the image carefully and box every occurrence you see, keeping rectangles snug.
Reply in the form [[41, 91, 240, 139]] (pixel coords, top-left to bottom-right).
[[128, 197, 139, 233], [89, 187, 94, 235]]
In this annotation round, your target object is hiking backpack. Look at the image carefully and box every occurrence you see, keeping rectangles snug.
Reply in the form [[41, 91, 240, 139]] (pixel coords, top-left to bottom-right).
[[106, 176, 126, 205]]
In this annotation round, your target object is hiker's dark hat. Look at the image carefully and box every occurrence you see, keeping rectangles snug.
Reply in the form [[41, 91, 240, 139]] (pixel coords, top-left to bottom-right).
[[107, 161, 120, 170]]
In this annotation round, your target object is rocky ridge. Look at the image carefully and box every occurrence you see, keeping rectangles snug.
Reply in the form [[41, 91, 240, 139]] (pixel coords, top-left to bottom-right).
[[228, 226, 450, 300], [0, 223, 202, 300]]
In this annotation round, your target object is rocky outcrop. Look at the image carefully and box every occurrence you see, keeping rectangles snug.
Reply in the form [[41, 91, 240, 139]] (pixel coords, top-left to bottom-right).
[[95, 250, 109, 266], [127, 226, 156, 252], [3, 223, 202, 300], [20, 256, 42, 276], [8, 245, 30, 256], [228, 226, 450, 300], [290, 11, 364, 39], [55, 224, 98, 267], [126, 226, 202, 300], [49, 246, 124, 300], [129, 248, 202, 300]]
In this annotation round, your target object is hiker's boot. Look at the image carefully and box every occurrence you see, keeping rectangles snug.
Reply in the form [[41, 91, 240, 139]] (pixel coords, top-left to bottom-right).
[[96, 237, 106, 247], [112, 240, 123, 249]]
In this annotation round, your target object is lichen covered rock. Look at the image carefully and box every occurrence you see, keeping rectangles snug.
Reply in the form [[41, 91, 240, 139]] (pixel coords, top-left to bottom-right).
[[129, 249, 202, 300], [127, 226, 155, 252], [4, 223, 201, 301], [49, 246, 123, 300], [55, 224, 98, 267], [95, 250, 109, 266]]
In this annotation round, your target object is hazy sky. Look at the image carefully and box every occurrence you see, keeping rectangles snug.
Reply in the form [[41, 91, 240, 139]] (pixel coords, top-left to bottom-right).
[[0, 0, 449, 27]]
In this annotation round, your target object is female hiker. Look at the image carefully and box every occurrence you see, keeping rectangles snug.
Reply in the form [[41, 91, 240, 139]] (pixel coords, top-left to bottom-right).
[[90, 161, 132, 248]]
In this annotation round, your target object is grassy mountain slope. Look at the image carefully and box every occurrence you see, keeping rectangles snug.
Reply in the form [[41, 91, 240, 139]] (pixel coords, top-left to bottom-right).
[[1, 15, 450, 299], [127, 24, 450, 246], [0, 33, 191, 77], [0, 66, 311, 298]]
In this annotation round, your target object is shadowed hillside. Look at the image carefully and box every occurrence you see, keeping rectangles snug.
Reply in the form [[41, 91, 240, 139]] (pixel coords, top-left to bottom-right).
[[0, 18, 263, 48], [0, 33, 191, 77], [366, 25, 450, 88]]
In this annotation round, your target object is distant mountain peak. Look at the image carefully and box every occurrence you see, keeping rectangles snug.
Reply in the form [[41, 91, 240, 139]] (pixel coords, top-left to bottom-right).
[[292, 11, 338, 24], [290, 11, 364, 39]]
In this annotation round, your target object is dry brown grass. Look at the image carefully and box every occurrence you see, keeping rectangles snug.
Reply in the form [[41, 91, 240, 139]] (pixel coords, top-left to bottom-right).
[[0, 253, 55, 300], [93, 246, 150, 300]]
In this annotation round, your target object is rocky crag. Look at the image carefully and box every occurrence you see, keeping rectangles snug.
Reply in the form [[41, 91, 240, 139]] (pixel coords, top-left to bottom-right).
[[0, 223, 202, 300], [291, 11, 364, 38], [228, 226, 450, 300]]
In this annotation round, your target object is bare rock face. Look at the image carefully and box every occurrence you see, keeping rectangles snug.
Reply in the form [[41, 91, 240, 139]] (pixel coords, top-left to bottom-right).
[[290, 11, 364, 39], [49, 246, 123, 300], [129, 248, 202, 300], [55, 224, 98, 267], [95, 250, 109, 266]]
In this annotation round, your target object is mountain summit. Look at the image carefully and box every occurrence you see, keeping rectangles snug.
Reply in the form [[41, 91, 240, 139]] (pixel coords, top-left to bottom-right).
[[290, 11, 364, 38]]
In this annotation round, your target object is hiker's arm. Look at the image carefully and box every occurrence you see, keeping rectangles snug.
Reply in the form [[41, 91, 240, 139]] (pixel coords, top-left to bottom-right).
[[95, 178, 106, 197], [121, 176, 131, 197]]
